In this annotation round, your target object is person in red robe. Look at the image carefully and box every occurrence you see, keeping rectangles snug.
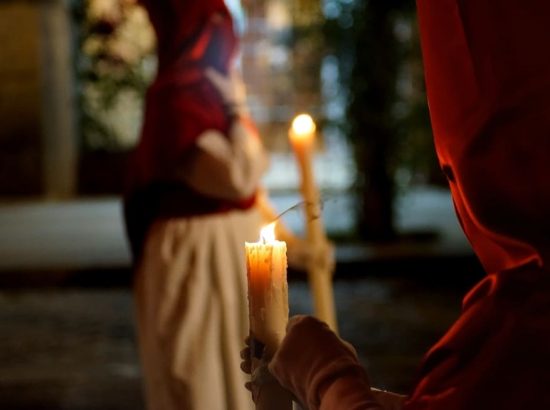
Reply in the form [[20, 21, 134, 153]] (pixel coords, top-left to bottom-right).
[[243, 1, 550, 409], [124, 1, 330, 409]]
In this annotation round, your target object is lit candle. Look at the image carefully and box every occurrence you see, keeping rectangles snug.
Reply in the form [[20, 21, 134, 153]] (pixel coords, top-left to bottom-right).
[[246, 222, 289, 355], [289, 113, 316, 153], [245, 222, 293, 410], [288, 114, 338, 332], [289, 114, 322, 242]]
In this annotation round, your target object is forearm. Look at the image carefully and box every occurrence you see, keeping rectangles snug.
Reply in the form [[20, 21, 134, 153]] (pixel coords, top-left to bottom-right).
[[269, 316, 384, 410], [178, 118, 268, 200], [271, 353, 384, 410], [318, 373, 384, 410], [370, 388, 406, 410]]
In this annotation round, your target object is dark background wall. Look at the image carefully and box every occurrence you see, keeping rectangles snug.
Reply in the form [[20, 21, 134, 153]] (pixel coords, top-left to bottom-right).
[[0, 2, 43, 196]]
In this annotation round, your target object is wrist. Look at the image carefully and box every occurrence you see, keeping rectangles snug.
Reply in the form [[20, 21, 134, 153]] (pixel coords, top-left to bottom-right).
[[318, 371, 380, 410]]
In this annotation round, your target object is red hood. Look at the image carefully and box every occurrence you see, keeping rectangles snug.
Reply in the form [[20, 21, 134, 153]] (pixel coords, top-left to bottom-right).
[[139, 0, 236, 73], [130, 0, 239, 190], [417, 0, 550, 275], [405, 3, 550, 408]]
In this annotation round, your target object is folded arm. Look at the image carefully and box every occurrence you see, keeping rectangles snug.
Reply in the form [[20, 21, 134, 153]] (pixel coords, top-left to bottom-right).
[[178, 118, 268, 201]]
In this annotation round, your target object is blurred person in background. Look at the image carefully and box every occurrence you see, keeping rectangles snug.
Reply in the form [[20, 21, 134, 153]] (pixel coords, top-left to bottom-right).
[[123, 0, 331, 409]]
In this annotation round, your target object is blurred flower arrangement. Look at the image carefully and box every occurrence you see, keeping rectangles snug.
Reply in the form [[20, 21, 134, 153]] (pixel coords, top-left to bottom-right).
[[75, 0, 156, 150]]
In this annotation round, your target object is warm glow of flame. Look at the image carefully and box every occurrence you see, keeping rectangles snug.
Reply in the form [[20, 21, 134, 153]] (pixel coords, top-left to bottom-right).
[[260, 222, 276, 243], [291, 114, 316, 137]]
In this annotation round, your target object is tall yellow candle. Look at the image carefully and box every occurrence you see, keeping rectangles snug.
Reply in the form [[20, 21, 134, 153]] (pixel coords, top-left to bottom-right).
[[289, 114, 323, 242], [289, 113, 338, 332], [246, 222, 292, 410]]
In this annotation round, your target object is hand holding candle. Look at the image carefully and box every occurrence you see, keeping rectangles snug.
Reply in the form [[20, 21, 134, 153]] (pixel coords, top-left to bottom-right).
[[289, 114, 338, 332]]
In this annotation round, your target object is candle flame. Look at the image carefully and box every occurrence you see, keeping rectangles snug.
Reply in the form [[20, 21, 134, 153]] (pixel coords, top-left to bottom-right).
[[260, 222, 276, 243], [291, 114, 316, 136]]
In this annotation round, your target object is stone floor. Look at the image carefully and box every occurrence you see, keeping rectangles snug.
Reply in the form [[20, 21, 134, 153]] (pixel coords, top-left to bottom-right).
[[0, 276, 469, 409]]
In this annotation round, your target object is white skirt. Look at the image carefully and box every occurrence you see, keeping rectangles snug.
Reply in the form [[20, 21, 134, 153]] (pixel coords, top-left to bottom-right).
[[134, 207, 262, 410]]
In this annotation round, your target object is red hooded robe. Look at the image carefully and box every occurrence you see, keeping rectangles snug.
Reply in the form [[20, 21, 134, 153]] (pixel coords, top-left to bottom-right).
[[406, 1, 550, 408]]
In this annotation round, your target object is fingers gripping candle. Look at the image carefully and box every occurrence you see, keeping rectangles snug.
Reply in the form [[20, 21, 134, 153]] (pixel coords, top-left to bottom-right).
[[245, 222, 292, 410]]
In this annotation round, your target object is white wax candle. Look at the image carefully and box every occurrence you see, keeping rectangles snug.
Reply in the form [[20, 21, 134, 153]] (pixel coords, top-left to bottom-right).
[[245, 222, 289, 356]]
